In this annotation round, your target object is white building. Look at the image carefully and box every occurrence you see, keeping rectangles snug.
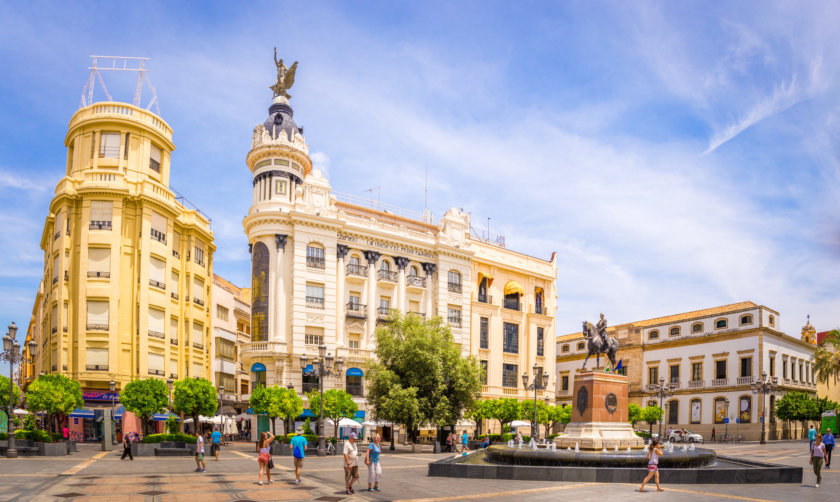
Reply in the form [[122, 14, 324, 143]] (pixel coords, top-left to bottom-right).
[[211, 274, 251, 414]]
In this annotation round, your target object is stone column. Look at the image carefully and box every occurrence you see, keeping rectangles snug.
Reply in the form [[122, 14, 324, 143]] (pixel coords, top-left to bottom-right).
[[422, 262, 436, 319], [395, 257, 409, 313], [364, 251, 381, 342], [273, 234, 287, 344], [336, 245, 350, 346]]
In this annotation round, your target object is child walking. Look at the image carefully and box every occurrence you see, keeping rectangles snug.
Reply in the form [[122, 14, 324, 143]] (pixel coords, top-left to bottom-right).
[[638, 438, 664, 492]]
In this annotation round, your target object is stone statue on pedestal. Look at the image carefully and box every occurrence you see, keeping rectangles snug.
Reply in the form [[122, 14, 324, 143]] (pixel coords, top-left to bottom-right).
[[581, 314, 619, 372]]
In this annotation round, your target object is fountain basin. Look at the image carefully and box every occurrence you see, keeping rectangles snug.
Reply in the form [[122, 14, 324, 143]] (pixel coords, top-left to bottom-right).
[[485, 445, 715, 468]]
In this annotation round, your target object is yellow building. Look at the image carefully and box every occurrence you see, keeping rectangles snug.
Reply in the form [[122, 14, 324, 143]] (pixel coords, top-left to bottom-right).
[[32, 102, 215, 403]]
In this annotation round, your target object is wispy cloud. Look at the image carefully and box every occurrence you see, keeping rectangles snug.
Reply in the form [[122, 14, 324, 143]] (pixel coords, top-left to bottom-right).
[[0, 169, 47, 191]]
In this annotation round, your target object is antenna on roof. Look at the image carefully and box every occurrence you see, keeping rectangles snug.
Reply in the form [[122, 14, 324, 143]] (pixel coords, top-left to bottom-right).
[[80, 55, 160, 115], [363, 186, 381, 209]]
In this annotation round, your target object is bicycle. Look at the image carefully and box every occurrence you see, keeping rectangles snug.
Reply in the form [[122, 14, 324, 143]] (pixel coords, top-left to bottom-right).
[[325, 442, 337, 456]]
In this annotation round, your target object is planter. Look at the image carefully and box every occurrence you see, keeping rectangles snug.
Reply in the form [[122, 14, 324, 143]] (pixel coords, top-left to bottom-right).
[[412, 443, 424, 453], [130, 443, 158, 457], [270, 443, 290, 456], [38, 442, 69, 456]]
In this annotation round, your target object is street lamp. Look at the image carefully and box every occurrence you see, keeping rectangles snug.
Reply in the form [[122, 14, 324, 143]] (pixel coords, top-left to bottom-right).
[[300, 344, 344, 456], [522, 364, 548, 442], [1, 322, 37, 459], [724, 398, 730, 438], [647, 377, 674, 440], [109, 380, 116, 444], [751, 371, 777, 444], [166, 378, 174, 410]]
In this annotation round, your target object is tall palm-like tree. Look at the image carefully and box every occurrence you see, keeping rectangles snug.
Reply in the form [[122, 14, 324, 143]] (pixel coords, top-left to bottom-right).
[[814, 329, 840, 388]]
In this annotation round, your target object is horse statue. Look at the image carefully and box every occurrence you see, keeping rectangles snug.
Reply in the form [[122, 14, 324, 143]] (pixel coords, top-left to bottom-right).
[[581, 320, 619, 372]]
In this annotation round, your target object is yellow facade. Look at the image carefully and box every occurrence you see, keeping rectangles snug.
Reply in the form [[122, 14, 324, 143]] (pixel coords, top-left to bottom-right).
[[32, 102, 215, 395]]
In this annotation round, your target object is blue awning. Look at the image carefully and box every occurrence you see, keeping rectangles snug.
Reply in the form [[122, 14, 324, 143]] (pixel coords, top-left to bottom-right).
[[304, 364, 314, 373], [69, 408, 94, 419], [299, 409, 316, 419], [251, 363, 266, 372], [114, 405, 125, 420], [354, 410, 366, 419], [153, 413, 175, 421], [346, 367, 364, 377]]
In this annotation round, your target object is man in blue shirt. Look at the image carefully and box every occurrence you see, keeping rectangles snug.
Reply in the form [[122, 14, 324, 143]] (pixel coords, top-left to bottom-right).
[[211, 428, 222, 461], [290, 427, 308, 486], [809, 425, 817, 453], [823, 428, 835, 468]]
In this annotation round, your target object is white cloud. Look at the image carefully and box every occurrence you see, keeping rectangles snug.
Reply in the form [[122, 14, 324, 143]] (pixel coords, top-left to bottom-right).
[[310, 151, 331, 178], [0, 169, 46, 192]]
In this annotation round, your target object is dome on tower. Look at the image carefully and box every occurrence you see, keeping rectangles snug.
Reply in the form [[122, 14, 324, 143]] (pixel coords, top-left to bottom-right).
[[263, 97, 302, 141], [801, 315, 816, 345]]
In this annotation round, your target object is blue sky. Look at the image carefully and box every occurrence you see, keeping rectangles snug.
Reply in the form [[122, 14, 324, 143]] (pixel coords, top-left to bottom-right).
[[1, 1, 839, 374]]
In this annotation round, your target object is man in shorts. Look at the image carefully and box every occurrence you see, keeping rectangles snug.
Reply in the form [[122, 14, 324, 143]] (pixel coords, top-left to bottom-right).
[[343, 432, 360, 495], [194, 429, 206, 472], [211, 428, 222, 461], [290, 427, 308, 486]]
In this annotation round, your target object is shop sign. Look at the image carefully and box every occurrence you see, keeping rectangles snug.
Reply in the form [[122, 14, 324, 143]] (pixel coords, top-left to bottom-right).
[[83, 390, 119, 401]]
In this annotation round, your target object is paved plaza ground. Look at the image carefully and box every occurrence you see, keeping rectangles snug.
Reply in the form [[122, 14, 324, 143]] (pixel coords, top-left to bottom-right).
[[0, 440, 832, 501]]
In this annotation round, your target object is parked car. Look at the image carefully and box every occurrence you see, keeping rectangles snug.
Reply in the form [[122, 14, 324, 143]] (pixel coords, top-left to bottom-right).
[[668, 430, 703, 443]]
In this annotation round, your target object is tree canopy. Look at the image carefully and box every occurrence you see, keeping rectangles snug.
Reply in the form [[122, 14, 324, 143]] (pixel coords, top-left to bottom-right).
[[120, 378, 169, 436], [367, 313, 482, 441], [489, 397, 522, 431], [641, 405, 662, 435], [0, 374, 21, 416], [250, 385, 303, 435], [25, 374, 83, 433], [628, 403, 643, 427], [307, 388, 358, 440], [172, 377, 217, 428], [815, 330, 840, 388]]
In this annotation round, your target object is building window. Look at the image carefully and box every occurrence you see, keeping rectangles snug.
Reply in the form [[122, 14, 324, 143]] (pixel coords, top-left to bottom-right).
[[89, 200, 113, 230], [447, 307, 461, 327], [502, 364, 518, 388], [480, 360, 488, 385], [252, 370, 266, 391], [305, 284, 325, 309], [768, 315, 775, 326], [275, 179, 287, 195], [87, 247, 111, 278], [194, 245, 205, 266], [479, 317, 489, 349], [149, 144, 161, 173], [562, 344, 569, 353], [216, 373, 235, 393], [782, 359, 788, 379], [86, 347, 109, 371], [99, 132, 121, 158], [150, 211, 167, 244], [669, 364, 679, 384], [251, 242, 269, 342], [478, 277, 488, 303], [561, 375, 569, 391], [346, 373, 363, 396], [534, 287, 545, 314], [668, 400, 679, 424], [302, 372, 319, 394], [148, 308, 165, 339], [691, 362, 702, 382], [537, 327, 544, 357], [348, 334, 360, 349], [503, 293, 520, 311], [714, 398, 727, 424], [740, 314, 753, 325], [648, 366, 658, 386], [216, 305, 229, 321], [769, 395, 776, 423], [447, 270, 462, 293], [691, 322, 703, 333], [715, 360, 727, 380], [503, 323, 519, 354], [649, 330, 659, 340], [740, 357, 752, 378], [669, 326, 680, 337], [216, 338, 235, 361], [577, 341, 585, 350], [149, 256, 166, 290], [305, 332, 324, 346], [739, 396, 751, 423], [86, 300, 109, 331], [306, 245, 325, 269], [715, 318, 728, 329], [690, 399, 701, 424], [769, 356, 775, 377], [616, 364, 627, 376]]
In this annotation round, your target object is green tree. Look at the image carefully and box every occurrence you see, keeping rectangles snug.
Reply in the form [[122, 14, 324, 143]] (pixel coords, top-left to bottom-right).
[[249, 385, 303, 435], [641, 406, 662, 437], [519, 399, 549, 436], [628, 403, 643, 428], [120, 378, 169, 436], [379, 386, 421, 440], [307, 388, 359, 441], [775, 391, 811, 438], [467, 399, 495, 436], [489, 397, 522, 432], [0, 374, 21, 417], [815, 330, 840, 388], [557, 405, 572, 426], [25, 374, 83, 434], [172, 378, 217, 430], [367, 313, 482, 442], [542, 403, 564, 437]]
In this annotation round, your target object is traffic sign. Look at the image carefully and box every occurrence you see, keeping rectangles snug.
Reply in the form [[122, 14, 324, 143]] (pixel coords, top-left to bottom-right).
[[724, 418, 729, 424]]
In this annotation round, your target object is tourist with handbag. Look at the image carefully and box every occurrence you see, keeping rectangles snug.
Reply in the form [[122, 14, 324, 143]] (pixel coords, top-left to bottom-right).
[[257, 432, 274, 485]]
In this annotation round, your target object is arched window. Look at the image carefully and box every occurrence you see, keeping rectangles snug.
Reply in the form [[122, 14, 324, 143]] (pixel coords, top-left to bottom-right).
[[346, 368, 364, 396], [251, 242, 269, 342], [715, 318, 728, 329], [503, 281, 523, 311], [667, 400, 679, 424], [302, 365, 319, 394], [649, 330, 659, 340], [447, 270, 462, 293], [349, 255, 361, 267], [739, 396, 751, 423], [535, 287, 545, 314], [692, 322, 703, 333], [669, 326, 680, 337], [690, 399, 701, 424], [714, 397, 727, 424], [380, 259, 390, 271], [251, 363, 266, 392], [478, 277, 488, 303], [409, 265, 418, 277], [740, 314, 753, 325]]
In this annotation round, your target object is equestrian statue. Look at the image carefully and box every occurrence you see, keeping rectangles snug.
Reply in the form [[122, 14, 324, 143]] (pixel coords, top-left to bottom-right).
[[581, 313, 619, 372]]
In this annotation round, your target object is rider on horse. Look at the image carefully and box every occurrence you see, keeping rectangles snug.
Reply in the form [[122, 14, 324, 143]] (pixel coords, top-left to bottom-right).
[[596, 313, 608, 346]]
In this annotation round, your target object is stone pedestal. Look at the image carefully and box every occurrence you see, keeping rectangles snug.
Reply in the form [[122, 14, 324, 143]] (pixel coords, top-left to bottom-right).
[[555, 371, 644, 450]]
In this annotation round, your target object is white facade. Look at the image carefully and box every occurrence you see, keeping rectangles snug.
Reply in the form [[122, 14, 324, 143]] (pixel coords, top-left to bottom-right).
[[211, 275, 250, 413]]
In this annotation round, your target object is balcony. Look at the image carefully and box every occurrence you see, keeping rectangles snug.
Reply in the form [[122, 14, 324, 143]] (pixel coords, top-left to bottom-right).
[[171, 292, 179, 300], [240, 341, 285, 358], [87, 323, 109, 331], [711, 378, 729, 387], [447, 282, 462, 293], [149, 279, 165, 290], [347, 384, 363, 397], [534, 304, 548, 315], [306, 256, 325, 269], [150, 229, 166, 244], [408, 311, 425, 320], [302, 382, 318, 394], [150, 158, 160, 172], [86, 364, 108, 371], [406, 275, 426, 288], [377, 307, 391, 321], [172, 249, 180, 259], [477, 294, 493, 304], [148, 330, 165, 340], [448, 318, 462, 328], [503, 299, 520, 311], [170, 338, 178, 346], [148, 369, 164, 376], [193, 297, 205, 307], [88, 271, 110, 278], [346, 302, 367, 319], [345, 263, 367, 278], [688, 380, 704, 389], [377, 269, 398, 283], [669, 381, 680, 389], [90, 220, 112, 230], [737, 376, 754, 385], [170, 373, 178, 379], [305, 296, 325, 309], [192, 342, 204, 350]]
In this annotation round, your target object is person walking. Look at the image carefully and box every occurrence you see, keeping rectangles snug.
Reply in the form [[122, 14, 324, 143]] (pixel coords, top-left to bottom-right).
[[711, 427, 716, 441], [809, 425, 816, 452], [194, 429, 206, 472], [211, 428, 222, 461], [461, 430, 469, 453], [120, 432, 134, 461], [343, 432, 360, 495], [257, 432, 274, 485], [638, 438, 664, 492], [810, 433, 826, 488], [823, 428, 835, 468], [290, 427, 308, 486], [445, 432, 454, 453], [365, 433, 383, 492]]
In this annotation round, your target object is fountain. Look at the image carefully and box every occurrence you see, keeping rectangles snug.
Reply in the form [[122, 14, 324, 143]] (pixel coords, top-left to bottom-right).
[[574, 443, 579, 453]]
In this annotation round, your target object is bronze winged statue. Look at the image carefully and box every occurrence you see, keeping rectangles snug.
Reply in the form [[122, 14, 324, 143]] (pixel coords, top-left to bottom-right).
[[271, 47, 298, 100]]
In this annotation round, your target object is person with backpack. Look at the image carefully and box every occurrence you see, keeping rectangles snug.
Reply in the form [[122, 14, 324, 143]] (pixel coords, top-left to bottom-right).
[[290, 427, 308, 486]]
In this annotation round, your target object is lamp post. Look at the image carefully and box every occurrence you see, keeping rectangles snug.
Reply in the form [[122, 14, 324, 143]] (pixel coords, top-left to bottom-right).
[[286, 382, 295, 435], [217, 385, 225, 416], [751, 372, 777, 444], [109, 380, 116, 444], [2, 322, 37, 459], [724, 398, 730, 438], [647, 377, 674, 440], [521, 364, 548, 442], [300, 344, 344, 456]]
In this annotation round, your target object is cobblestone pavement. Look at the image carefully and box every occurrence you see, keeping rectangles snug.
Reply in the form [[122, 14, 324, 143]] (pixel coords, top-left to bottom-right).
[[0, 440, 832, 501]]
